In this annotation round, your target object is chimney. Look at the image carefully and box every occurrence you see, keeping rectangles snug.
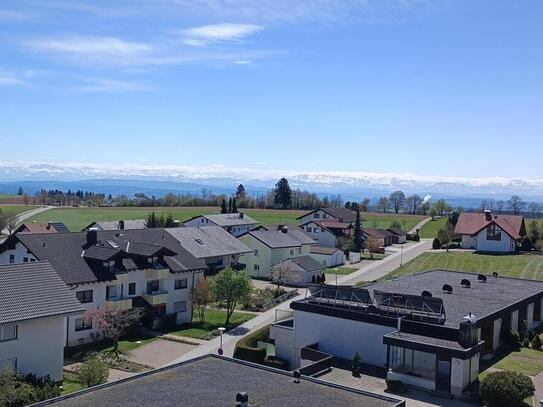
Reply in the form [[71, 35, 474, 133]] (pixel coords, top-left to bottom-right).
[[118, 220, 125, 230], [236, 392, 248, 407], [239, 212, 244, 219], [281, 226, 288, 233], [86, 229, 98, 246], [339, 217, 344, 222], [47, 221, 52, 230], [484, 209, 492, 221]]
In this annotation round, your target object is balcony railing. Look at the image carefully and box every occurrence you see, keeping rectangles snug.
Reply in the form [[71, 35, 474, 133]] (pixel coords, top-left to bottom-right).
[[143, 290, 168, 306], [105, 297, 133, 311], [145, 267, 170, 280]]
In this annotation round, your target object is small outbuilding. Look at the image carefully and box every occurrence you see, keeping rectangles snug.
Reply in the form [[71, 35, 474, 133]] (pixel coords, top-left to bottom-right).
[[309, 246, 344, 267], [272, 255, 324, 287]]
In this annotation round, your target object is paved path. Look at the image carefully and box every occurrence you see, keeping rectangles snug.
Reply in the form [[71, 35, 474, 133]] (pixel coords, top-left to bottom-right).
[[127, 338, 198, 368], [531, 370, 543, 407], [409, 217, 432, 235], [167, 240, 431, 366], [0, 205, 53, 237]]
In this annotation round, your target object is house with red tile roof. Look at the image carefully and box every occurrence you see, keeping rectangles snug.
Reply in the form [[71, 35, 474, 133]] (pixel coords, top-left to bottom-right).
[[454, 210, 526, 253]]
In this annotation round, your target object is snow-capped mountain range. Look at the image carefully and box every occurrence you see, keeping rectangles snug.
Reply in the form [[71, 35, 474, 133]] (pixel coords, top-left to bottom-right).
[[0, 162, 542, 201]]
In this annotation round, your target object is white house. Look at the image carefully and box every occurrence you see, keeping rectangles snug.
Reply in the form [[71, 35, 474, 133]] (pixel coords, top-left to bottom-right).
[[0, 262, 83, 381], [183, 212, 258, 237], [297, 207, 357, 226], [271, 256, 324, 287], [271, 270, 543, 397], [454, 210, 526, 253], [0, 229, 207, 346], [309, 246, 344, 267], [239, 227, 317, 279], [299, 220, 352, 248]]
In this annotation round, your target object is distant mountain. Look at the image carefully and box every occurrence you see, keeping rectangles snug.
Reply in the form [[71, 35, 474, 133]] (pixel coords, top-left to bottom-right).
[[0, 162, 542, 207]]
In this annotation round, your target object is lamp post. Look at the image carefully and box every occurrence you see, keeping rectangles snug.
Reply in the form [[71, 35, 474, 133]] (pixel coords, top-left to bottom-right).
[[400, 245, 403, 268], [218, 327, 226, 355]]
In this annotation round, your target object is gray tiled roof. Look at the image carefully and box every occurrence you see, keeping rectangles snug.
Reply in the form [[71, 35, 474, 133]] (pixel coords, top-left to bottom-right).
[[85, 220, 147, 231], [197, 213, 258, 227], [247, 229, 316, 249], [14, 229, 205, 285], [365, 269, 543, 328], [0, 261, 84, 324], [310, 246, 342, 255], [40, 355, 401, 407], [165, 226, 252, 259], [291, 255, 325, 272]]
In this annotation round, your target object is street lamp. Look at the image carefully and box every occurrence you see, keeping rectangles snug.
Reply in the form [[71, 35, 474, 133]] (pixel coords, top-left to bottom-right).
[[218, 327, 226, 355], [400, 245, 403, 268]]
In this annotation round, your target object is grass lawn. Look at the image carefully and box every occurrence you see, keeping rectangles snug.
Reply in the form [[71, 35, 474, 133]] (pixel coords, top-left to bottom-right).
[[67, 333, 157, 362], [62, 371, 85, 395], [168, 309, 255, 340], [362, 212, 425, 232], [0, 205, 36, 218], [324, 266, 358, 275], [418, 217, 448, 239], [492, 347, 543, 376], [386, 252, 543, 281]]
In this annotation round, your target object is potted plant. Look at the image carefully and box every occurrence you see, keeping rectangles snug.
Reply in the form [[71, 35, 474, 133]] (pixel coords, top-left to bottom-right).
[[352, 352, 361, 377]]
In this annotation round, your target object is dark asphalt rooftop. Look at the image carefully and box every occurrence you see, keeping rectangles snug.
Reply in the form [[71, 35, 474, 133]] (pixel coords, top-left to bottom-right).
[[38, 356, 403, 407]]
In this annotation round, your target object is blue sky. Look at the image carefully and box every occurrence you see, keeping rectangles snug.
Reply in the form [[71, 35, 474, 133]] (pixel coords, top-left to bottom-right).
[[1, 0, 542, 180]]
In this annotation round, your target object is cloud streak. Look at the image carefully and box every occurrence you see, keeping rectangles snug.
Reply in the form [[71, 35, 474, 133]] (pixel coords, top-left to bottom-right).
[[181, 23, 263, 46], [72, 78, 152, 92]]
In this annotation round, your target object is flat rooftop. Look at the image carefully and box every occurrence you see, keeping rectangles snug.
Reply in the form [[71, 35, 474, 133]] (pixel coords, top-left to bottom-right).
[[365, 269, 543, 328], [39, 356, 403, 407]]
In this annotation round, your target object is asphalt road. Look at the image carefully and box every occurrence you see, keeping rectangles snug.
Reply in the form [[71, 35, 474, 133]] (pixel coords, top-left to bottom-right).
[[0, 206, 54, 239]]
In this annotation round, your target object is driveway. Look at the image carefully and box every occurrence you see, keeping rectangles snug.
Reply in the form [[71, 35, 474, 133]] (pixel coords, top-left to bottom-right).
[[128, 338, 198, 368]]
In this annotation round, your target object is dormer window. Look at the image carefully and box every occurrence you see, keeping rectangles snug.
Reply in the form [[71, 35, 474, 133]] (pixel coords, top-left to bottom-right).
[[486, 224, 502, 241], [314, 213, 320, 219], [103, 261, 115, 273], [147, 256, 158, 267]]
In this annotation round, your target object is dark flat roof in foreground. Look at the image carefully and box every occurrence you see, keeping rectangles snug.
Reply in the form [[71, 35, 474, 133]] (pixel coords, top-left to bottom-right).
[[36, 355, 404, 407]]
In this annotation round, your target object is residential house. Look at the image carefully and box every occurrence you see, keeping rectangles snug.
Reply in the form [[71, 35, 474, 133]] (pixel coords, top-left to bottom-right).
[[14, 221, 70, 235], [299, 220, 353, 248], [183, 212, 258, 237], [0, 229, 206, 346], [0, 261, 83, 380], [271, 256, 324, 287], [387, 228, 407, 244], [309, 246, 345, 267], [297, 207, 358, 226], [35, 355, 404, 407], [361, 229, 391, 247], [455, 210, 526, 253], [239, 227, 317, 279], [165, 226, 252, 275], [271, 269, 543, 397], [83, 219, 147, 231]]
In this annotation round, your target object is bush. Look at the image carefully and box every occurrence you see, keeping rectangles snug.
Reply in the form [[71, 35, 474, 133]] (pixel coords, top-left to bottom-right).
[[509, 330, 521, 349], [263, 356, 289, 370], [385, 379, 407, 394], [521, 236, 533, 251], [522, 336, 530, 348], [480, 371, 534, 407], [412, 234, 420, 242], [233, 326, 270, 364], [432, 238, 441, 250], [78, 357, 109, 387], [532, 334, 542, 350], [0, 373, 61, 407]]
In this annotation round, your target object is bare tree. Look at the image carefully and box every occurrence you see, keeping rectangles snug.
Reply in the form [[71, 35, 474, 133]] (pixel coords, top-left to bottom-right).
[[271, 262, 300, 291], [437, 223, 454, 252], [0, 211, 7, 233], [528, 202, 542, 219], [508, 195, 527, 215], [496, 200, 505, 214], [191, 278, 214, 324], [377, 197, 389, 213], [83, 307, 144, 356], [360, 198, 370, 212], [364, 237, 381, 259], [22, 193, 30, 206], [389, 191, 406, 214]]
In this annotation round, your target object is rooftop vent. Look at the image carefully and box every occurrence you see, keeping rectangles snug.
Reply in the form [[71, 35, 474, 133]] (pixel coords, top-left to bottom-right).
[[421, 290, 432, 297], [461, 279, 471, 288], [239, 212, 244, 219], [484, 210, 492, 221], [86, 229, 98, 246], [235, 392, 248, 407], [442, 284, 453, 294], [195, 238, 204, 245], [477, 274, 487, 283]]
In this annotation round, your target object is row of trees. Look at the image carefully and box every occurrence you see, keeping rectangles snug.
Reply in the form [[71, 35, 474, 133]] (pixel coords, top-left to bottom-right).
[[480, 195, 542, 216]]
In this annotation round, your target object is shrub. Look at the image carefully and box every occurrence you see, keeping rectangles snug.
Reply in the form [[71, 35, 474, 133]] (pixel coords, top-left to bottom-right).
[[0, 373, 61, 407], [480, 371, 534, 407], [385, 379, 407, 394], [521, 236, 533, 251], [352, 352, 361, 377], [78, 357, 109, 388], [532, 334, 542, 350], [233, 326, 270, 364], [522, 336, 530, 348], [432, 238, 441, 250], [263, 356, 289, 370], [504, 329, 521, 349], [412, 234, 420, 242]]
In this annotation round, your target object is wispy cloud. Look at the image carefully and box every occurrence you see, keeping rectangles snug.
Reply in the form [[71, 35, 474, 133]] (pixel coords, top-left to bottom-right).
[[0, 10, 30, 21], [181, 23, 263, 46], [24, 36, 154, 66], [72, 78, 152, 93], [234, 60, 252, 65], [0, 70, 26, 86]]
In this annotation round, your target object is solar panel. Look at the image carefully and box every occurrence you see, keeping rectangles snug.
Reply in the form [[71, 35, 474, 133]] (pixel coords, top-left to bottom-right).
[[373, 290, 446, 323], [306, 284, 372, 309]]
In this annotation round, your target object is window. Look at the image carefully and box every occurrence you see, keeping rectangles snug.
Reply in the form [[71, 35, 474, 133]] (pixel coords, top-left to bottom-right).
[[76, 290, 93, 304], [321, 228, 326, 233], [147, 280, 160, 294], [253, 264, 260, 271], [174, 301, 187, 313], [9, 255, 14, 264], [322, 213, 327, 219], [74, 318, 92, 332], [314, 213, 320, 219], [297, 248, 302, 254], [30, 258, 35, 262], [147, 257, 158, 266], [106, 285, 117, 300], [128, 282, 136, 296], [290, 249, 294, 256], [254, 249, 259, 256], [306, 227, 312, 233], [486, 224, 502, 241], [0, 325, 17, 341], [0, 358, 17, 374], [175, 279, 188, 290], [102, 261, 115, 273], [23, 257, 28, 263], [314, 228, 320, 233]]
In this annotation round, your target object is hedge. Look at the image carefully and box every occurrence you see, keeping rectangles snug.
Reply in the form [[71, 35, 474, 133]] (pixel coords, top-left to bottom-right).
[[233, 326, 270, 364], [480, 371, 534, 407]]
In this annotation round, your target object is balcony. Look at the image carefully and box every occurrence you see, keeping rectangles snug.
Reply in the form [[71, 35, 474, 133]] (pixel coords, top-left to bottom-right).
[[145, 267, 170, 280], [105, 297, 133, 311], [143, 290, 168, 306]]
